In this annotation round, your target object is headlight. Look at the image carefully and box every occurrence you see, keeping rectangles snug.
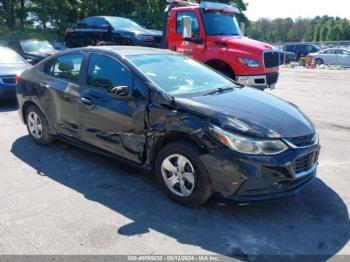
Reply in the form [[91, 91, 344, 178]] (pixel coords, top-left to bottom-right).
[[238, 57, 260, 68], [210, 125, 288, 155]]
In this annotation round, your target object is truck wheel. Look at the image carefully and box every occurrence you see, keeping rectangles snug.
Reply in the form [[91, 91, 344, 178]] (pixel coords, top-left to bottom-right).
[[155, 141, 213, 206], [25, 105, 54, 145]]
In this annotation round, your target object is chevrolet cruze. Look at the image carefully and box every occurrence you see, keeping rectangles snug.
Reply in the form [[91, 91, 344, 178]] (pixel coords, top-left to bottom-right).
[[16, 47, 320, 206]]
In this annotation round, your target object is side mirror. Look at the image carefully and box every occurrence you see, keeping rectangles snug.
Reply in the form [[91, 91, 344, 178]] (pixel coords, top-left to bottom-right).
[[109, 85, 129, 98], [182, 16, 192, 39]]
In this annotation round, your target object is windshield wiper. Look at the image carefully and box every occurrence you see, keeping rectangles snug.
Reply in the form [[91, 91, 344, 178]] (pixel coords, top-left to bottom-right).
[[204, 86, 234, 96]]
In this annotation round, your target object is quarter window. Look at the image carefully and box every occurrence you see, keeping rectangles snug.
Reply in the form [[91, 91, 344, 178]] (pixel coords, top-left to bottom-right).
[[87, 54, 132, 91], [45, 53, 83, 82], [176, 12, 200, 37]]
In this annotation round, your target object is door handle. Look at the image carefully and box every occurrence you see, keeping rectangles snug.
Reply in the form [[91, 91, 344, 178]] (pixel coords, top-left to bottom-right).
[[40, 82, 50, 88], [81, 97, 94, 105]]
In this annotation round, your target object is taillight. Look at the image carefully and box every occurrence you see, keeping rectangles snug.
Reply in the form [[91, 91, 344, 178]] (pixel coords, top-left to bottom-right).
[[15, 74, 20, 85]]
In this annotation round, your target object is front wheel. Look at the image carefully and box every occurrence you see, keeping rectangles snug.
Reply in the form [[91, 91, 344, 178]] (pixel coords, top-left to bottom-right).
[[155, 141, 213, 206], [315, 58, 324, 66], [26, 105, 54, 145]]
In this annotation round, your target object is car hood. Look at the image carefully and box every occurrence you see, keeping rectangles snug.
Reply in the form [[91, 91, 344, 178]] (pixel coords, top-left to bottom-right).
[[175, 87, 315, 139], [0, 64, 31, 76], [214, 35, 274, 54]]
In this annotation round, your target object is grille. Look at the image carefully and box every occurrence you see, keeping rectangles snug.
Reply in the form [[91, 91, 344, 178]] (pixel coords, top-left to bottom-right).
[[287, 134, 316, 147], [266, 72, 279, 86], [264, 51, 280, 68], [294, 151, 319, 173], [0, 75, 16, 85]]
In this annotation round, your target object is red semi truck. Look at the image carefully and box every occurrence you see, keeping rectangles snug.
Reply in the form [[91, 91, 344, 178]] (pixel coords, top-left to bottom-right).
[[162, 0, 280, 90]]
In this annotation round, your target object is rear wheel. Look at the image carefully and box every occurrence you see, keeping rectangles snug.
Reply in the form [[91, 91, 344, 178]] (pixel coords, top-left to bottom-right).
[[155, 141, 213, 206], [25, 105, 54, 145]]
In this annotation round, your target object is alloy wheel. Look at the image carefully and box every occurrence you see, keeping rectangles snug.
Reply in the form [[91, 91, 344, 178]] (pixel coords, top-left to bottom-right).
[[161, 154, 196, 197], [28, 111, 43, 139]]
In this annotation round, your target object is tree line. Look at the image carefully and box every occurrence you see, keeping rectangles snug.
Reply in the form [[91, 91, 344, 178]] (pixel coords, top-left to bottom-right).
[[247, 16, 350, 43], [1, 0, 350, 43]]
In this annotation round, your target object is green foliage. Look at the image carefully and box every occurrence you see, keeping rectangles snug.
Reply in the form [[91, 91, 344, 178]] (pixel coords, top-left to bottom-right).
[[246, 16, 350, 43]]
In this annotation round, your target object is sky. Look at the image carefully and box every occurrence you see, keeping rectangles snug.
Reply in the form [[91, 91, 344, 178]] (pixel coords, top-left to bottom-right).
[[245, 0, 350, 21]]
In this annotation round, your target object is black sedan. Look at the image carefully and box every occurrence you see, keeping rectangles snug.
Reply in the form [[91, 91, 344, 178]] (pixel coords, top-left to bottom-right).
[[65, 16, 162, 48], [16, 47, 320, 206], [0, 46, 31, 101], [5, 39, 57, 65]]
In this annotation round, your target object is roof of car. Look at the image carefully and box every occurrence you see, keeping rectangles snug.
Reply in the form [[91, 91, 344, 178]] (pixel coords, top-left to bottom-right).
[[66, 46, 174, 57]]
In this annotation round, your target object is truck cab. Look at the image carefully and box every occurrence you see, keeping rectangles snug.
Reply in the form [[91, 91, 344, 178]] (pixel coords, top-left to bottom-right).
[[163, 1, 280, 90]]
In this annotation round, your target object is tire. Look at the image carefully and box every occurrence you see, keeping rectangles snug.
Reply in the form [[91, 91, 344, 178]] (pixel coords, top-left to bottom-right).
[[25, 105, 54, 145], [155, 141, 213, 206], [315, 58, 324, 66]]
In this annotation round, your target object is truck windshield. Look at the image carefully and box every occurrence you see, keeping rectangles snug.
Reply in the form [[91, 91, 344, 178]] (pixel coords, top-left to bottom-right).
[[128, 54, 235, 98], [203, 11, 242, 36]]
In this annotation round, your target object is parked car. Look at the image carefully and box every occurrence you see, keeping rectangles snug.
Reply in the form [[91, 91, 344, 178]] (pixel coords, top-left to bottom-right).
[[4, 39, 57, 65], [285, 44, 320, 60], [0, 46, 31, 101], [279, 50, 297, 64], [17, 47, 320, 206], [65, 16, 162, 48], [309, 48, 350, 67]]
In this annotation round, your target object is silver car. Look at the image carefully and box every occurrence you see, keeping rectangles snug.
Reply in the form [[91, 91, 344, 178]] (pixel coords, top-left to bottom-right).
[[310, 48, 350, 67]]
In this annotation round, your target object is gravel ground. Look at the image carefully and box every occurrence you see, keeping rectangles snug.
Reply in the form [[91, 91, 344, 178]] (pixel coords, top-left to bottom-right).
[[0, 68, 349, 259]]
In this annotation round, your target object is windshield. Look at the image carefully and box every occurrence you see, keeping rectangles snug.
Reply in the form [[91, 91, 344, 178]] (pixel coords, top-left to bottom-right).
[[128, 54, 235, 98], [21, 40, 55, 53], [0, 48, 26, 64], [203, 11, 242, 36], [106, 17, 143, 30]]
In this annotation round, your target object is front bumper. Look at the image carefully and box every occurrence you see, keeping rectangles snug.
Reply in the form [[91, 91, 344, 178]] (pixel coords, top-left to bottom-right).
[[237, 72, 279, 90], [200, 144, 320, 202]]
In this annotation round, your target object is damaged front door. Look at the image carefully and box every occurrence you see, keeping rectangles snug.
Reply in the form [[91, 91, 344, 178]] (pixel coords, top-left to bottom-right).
[[78, 53, 148, 163]]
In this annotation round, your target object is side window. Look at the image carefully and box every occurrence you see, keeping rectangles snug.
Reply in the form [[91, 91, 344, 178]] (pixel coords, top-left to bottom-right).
[[93, 18, 109, 29], [326, 49, 336, 54], [77, 18, 94, 29], [45, 53, 83, 82], [87, 54, 132, 91], [176, 12, 200, 37], [336, 49, 349, 55]]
